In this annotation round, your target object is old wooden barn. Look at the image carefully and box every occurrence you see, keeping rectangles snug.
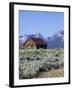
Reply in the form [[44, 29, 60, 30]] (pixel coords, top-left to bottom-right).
[[23, 38, 47, 49]]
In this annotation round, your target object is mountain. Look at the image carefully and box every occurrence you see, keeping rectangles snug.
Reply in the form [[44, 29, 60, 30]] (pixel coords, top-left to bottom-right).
[[19, 35, 29, 45], [19, 31, 64, 49], [34, 33, 45, 41], [19, 33, 45, 42], [46, 30, 64, 48], [19, 33, 45, 46]]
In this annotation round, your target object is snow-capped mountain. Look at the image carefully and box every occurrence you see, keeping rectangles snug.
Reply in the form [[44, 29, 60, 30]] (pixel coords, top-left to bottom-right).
[[19, 33, 45, 44], [19, 31, 64, 49], [34, 33, 45, 40], [19, 35, 29, 45], [46, 30, 64, 48]]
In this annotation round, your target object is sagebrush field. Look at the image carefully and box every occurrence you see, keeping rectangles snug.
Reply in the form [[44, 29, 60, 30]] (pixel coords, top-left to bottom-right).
[[19, 49, 64, 79]]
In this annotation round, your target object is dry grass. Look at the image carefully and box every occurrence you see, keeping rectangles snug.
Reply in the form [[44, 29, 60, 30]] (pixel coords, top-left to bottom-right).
[[38, 68, 64, 78], [19, 49, 64, 79]]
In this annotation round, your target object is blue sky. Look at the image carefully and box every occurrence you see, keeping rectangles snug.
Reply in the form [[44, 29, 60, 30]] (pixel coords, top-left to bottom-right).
[[19, 10, 64, 38]]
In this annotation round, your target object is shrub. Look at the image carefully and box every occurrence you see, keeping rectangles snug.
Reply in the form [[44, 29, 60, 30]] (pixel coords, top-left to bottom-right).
[[19, 48, 64, 79]]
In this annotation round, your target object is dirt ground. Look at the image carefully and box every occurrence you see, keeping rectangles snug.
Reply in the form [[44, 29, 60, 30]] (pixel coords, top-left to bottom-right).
[[38, 68, 64, 78]]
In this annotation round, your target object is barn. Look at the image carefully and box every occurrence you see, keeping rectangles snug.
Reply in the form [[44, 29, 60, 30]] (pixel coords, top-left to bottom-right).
[[23, 38, 47, 49]]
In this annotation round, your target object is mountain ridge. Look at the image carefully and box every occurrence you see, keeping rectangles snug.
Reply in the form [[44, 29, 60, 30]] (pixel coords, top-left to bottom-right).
[[19, 30, 64, 48]]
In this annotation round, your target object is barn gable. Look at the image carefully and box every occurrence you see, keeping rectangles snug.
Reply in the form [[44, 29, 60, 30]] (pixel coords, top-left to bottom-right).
[[23, 38, 47, 49]]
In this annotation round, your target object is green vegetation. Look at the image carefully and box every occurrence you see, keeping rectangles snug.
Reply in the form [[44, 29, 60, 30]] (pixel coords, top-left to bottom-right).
[[19, 48, 64, 79]]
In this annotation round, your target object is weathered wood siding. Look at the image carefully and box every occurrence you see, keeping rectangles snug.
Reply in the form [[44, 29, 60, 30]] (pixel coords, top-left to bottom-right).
[[24, 39, 36, 49]]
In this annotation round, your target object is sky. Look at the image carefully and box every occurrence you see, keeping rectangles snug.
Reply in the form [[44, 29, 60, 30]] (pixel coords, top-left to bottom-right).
[[19, 10, 64, 38]]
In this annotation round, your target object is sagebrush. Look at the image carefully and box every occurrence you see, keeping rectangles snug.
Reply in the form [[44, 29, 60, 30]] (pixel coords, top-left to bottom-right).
[[19, 49, 64, 79]]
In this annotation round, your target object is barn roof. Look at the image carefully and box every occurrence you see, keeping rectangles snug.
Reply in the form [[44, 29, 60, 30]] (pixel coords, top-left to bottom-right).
[[24, 38, 47, 45]]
